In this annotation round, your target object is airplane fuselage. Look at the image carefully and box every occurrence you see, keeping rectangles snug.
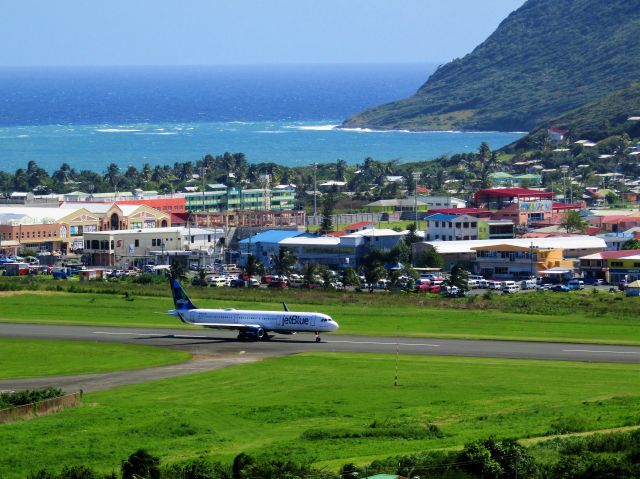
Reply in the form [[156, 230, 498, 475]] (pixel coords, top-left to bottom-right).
[[175, 308, 339, 333]]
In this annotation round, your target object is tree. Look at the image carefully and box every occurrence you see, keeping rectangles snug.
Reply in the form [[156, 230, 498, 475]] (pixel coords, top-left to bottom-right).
[[341, 267, 360, 287], [170, 257, 185, 280], [448, 263, 470, 290], [319, 192, 335, 235], [416, 247, 444, 269], [388, 240, 410, 265], [121, 449, 160, 479], [245, 255, 259, 277], [360, 249, 387, 287], [271, 247, 297, 277], [404, 222, 422, 247], [558, 210, 587, 233], [302, 262, 317, 288], [232, 452, 254, 479], [621, 239, 640, 250]]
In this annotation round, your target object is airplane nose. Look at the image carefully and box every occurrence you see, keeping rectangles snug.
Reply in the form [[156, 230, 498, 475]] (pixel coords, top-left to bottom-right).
[[331, 320, 339, 331]]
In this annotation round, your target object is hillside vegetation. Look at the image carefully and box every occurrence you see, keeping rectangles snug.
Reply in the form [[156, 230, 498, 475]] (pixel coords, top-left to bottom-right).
[[343, 0, 640, 132]]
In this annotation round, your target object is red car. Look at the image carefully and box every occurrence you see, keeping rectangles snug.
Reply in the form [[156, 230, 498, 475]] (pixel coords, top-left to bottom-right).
[[429, 285, 442, 294], [268, 280, 287, 289]]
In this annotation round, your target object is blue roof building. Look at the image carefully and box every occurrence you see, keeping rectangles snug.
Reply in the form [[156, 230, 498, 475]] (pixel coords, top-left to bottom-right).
[[238, 230, 306, 266]]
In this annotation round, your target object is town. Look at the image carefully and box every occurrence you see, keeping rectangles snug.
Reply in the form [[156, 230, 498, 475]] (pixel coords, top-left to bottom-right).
[[1, 132, 639, 296]]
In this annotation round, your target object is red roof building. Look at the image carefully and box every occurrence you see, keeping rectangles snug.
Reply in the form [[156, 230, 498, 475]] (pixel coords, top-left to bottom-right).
[[474, 188, 554, 226]]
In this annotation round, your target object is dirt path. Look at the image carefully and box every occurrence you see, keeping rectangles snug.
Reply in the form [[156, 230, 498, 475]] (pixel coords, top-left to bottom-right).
[[0, 353, 261, 394]]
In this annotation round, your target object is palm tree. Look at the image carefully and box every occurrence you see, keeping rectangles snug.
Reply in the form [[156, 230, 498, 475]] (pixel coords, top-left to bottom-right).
[[335, 158, 347, 182], [271, 247, 297, 277], [104, 163, 121, 193]]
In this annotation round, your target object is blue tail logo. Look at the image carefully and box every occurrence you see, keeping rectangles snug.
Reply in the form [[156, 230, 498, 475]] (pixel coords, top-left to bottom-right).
[[170, 278, 197, 310]]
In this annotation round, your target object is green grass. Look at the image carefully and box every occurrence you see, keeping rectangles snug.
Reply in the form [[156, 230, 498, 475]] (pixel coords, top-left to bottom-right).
[[0, 339, 191, 379], [2, 353, 640, 477], [1, 290, 640, 345]]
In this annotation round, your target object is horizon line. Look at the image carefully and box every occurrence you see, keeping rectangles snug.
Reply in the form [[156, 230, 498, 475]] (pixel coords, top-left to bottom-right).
[[0, 61, 444, 69]]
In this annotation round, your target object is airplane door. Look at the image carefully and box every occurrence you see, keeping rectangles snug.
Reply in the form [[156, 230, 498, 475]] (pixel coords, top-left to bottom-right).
[[309, 316, 315, 327]]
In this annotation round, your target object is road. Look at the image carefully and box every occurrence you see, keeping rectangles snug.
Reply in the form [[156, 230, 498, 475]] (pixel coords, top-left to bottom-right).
[[2, 323, 640, 393]]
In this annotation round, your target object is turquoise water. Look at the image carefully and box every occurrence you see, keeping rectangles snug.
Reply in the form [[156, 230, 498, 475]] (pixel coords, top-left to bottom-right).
[[0, 65, 524, 172], [0, 120, 523, 173]]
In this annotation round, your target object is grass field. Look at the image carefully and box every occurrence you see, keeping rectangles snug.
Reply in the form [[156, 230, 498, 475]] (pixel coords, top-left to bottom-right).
[[1, 290, 640, 345], [0, 338, 191, 379], [1, 352, 640, 477]]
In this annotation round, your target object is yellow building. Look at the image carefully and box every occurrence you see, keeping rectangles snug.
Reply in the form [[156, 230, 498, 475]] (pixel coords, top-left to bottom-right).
[[473, 244, 573, 279]]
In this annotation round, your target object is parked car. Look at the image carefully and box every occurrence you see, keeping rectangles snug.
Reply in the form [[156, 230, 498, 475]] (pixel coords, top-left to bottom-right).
[[551, 284, 570, 292], [268, 280, 287, 289], [619, 280, 628, 291], [594, 278, 606, 286]]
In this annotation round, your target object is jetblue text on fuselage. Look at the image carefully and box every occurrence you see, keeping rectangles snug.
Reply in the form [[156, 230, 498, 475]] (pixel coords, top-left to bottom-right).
[[282, 315, 309, 326]]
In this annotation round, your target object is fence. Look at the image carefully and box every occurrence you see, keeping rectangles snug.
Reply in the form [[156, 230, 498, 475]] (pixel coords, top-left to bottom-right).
[[0, 392, 81, 423]]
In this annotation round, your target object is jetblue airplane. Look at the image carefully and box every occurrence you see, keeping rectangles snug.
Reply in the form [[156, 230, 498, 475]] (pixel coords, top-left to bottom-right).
[[168, 277, 339, 341]]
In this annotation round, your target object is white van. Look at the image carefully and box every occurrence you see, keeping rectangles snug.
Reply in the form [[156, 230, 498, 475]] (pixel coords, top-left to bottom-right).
[[520, 279, 536, 290], [502, 282, 520, 293], [467, 279, 479, 289], [207, 276, 227, 287], [567, 279, 584, 290]]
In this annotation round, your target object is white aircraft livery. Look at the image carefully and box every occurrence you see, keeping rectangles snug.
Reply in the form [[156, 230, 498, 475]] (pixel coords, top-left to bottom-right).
[[169, 277, 339, 341]]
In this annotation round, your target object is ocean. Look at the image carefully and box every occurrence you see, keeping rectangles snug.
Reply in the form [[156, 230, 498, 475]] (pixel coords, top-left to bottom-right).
[[0, 65, 524, 172]]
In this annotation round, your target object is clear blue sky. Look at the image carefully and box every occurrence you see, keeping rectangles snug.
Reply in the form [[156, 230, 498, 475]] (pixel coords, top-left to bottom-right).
[[0, 0, 526, 66]]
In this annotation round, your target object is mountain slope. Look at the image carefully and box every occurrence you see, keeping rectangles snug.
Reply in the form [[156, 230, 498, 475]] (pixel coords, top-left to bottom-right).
[[509, 82, 640, 150], [342, 0, 640, 132]]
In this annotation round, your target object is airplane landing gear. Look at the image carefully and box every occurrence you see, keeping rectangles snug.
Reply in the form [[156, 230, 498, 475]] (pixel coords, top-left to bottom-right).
[[314, 331, 321, 343]]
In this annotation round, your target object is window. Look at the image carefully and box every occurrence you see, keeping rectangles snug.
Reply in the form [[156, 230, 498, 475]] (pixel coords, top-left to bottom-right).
[[610, 261, 623, 267], [134, 239, 139, 247], [471, 222, 477, 228], [463, 222, 469, 228]]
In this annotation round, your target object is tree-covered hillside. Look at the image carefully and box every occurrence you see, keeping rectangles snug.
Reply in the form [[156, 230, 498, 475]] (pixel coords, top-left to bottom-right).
[[343, 0, 640, 132]]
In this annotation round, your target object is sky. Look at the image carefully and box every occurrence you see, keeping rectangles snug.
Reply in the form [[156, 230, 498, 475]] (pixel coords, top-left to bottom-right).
[[0, 0, 526, 67]]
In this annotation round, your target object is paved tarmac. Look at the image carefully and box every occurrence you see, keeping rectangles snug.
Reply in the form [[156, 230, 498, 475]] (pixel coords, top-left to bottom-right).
[[2, 323, 640, 393]]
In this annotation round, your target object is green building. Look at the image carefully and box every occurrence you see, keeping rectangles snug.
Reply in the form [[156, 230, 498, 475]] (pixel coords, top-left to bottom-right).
[[185, 185, 296, 213]]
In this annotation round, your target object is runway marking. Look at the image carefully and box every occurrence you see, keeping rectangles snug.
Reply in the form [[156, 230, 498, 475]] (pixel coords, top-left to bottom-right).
[[563, 349, 640, 355], [93, 331, 208, 338], [327, 340, 440, 347]]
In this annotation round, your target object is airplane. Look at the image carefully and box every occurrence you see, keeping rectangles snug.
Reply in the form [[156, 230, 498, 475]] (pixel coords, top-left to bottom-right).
[[168, 276, 339, 342]]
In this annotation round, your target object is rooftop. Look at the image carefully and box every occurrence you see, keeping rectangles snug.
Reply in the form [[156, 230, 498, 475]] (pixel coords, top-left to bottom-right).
[[427, 236, 606, 254], [238, 230, 304, 244], [579, 249, 640, 260]]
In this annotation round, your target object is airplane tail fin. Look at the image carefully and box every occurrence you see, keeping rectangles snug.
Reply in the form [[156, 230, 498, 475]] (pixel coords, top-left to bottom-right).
[[169, 276, 197, 310]]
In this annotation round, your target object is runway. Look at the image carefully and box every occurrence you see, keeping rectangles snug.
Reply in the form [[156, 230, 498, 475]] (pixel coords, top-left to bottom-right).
[[2, 323, 640, 393]]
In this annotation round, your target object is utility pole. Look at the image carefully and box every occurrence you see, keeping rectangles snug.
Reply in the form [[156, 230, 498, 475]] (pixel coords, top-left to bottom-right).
[[201, 166, 207, 213], [412, 172, 421, 228], [312, 163, 318, 225]]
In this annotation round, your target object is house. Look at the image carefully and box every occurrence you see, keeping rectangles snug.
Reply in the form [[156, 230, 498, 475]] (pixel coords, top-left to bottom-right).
[[344, 221, 374, 234], [547, 128, 569, 142], [579, 249, 640, 283]]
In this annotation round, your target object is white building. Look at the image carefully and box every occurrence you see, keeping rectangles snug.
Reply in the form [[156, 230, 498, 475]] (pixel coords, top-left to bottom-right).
[[83, 226, 223, 267], [417, 195, 466, 209]]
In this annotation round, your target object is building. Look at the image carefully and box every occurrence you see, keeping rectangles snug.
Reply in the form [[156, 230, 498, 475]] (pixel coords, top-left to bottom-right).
[[185, 185, 296, 213], [238, 230, 307, 267], [417, 195, 466, 209], [425, 214, 481, 241], [473, 244, 573, 279], [474, 188, 554, 226], [547, 128, 569, 142], [178, 209, 306, 228], [0, 206, 103, 254], [425, 213, 514, 242], [83, 226, 223, 267], [413, 236, 606, 270], [579, 249, 640, 283]]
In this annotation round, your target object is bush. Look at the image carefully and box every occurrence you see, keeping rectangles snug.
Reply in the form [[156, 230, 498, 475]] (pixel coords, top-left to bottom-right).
[[0, 387, 64, 409]]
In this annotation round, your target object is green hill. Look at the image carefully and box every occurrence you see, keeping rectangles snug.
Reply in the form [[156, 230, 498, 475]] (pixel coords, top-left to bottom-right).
[[510, 82, 640, 150], [342, 0, 640, 132]]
